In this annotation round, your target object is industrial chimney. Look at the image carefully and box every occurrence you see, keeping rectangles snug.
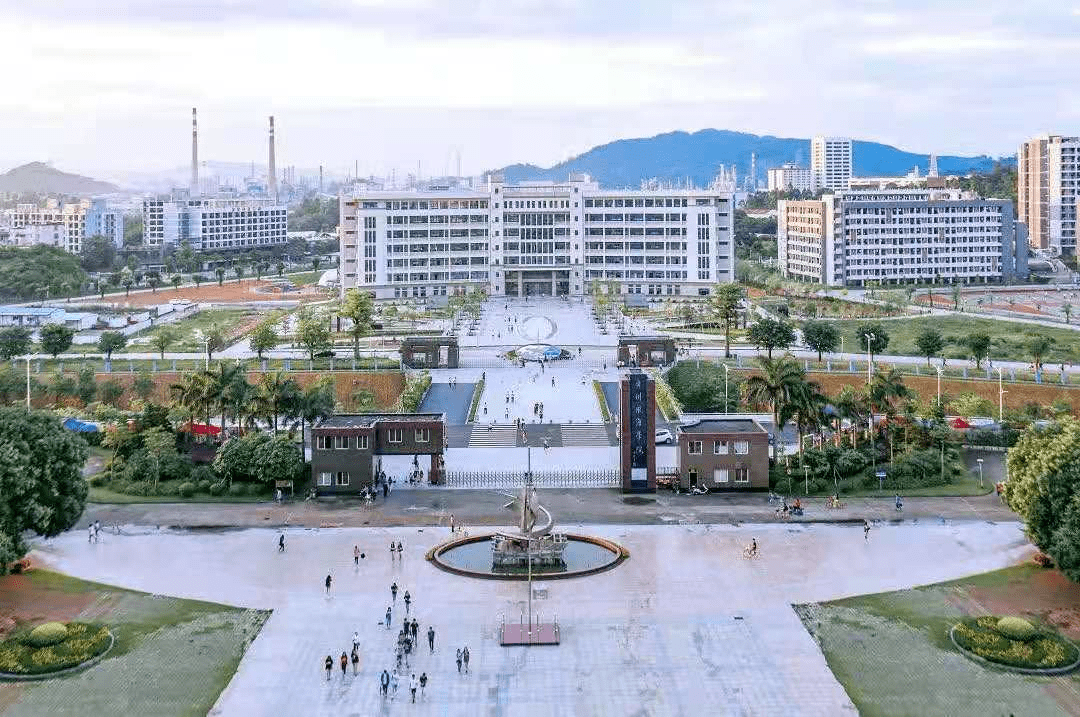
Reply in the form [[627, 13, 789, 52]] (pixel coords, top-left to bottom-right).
[[191, 108, 199, 195], [268, 116, 277, 202]]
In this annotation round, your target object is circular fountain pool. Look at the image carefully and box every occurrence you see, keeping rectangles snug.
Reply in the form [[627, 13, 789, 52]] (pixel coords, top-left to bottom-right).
[[427, 534, 628, 580]]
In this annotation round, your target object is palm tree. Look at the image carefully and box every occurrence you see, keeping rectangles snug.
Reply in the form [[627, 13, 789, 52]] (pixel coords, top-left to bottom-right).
[[834, 384, 866, 448], [206, 362, 244, 432], [295, 378, 336, 450], [743, 356, 809, 461], [253, 371, 301, 434], [870, 368, 912, 418], [790, 379, 826, 454], [169, 372, 215, 428]]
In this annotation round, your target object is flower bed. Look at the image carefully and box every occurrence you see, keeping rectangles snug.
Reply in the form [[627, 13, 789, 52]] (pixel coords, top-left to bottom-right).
[[950, 616, 1079, 672], [0, 621, 113, 677]]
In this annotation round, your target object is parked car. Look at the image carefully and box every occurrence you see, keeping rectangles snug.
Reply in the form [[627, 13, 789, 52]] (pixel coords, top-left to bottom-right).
[[655, 428, 673, 444]]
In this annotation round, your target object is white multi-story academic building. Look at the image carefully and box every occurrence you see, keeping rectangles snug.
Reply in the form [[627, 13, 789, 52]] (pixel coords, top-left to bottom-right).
[[777, 189, 1028, 287], [7, 201, 87, 254], [811, 137, 853, 191], [767, 163, 813, 192], [84, 198, 125, 248], [142, 197, 288, 252], [338, 175, 735, 299], [1018, 134, 1080, 256]]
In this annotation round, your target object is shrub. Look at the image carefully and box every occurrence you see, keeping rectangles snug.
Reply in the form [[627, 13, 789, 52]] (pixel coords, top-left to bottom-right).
[[952, 616, 1079, 670], [209, 481, 228, 496], [1034, 552, 1055, 568], [228, 483, 247, 497], [190, 464, 217, 486], [26, 622, 68, 647], [0, 622, 111, 675], [177, 481, 196, 498], [996, 616, 1037, 642], [196, 479, 212, 493]]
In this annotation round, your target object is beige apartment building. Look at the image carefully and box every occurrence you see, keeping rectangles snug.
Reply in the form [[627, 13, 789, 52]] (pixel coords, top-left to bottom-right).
[[1018, 134, 1080, 256]]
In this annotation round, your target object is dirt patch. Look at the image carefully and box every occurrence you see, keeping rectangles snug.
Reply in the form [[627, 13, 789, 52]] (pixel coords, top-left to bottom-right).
[[101, 279, 328, 308], [0, 573, 101, 626], [967, 568, 1080, 640]]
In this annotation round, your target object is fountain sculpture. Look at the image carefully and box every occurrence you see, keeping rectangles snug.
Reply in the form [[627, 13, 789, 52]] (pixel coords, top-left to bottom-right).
[[491, 475, 567, 569]]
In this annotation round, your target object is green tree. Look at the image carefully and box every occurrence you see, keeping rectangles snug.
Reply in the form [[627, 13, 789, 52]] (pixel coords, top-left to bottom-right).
[[98, 379, 124, 407], [119, 266, 134, 297], [79, 234, 117, 272], [76, 365, 97, 405], [707, 284, 745, 358], [1065, 303, 1073, 325], [802, 320, 839, 361], [1029, 335, 1053, 370], [914, 327, 945, 367], [965, 332, 991, 368], [296, 377, 336, 450], [854, 322, 889, 363], [152, 326, 178, 360], [311, 257, 321, 272], [339, 288, 374, 359], [141, 426, 176, 489], [171, 275, 182, 292], [38, 323, 74, 359], [133, 369, 155, 401], [48, 371, 76, 406], [254, 435, 303, 485], [215, 267, 226, 286], [203, 324, 226, 362], [234, 265, 245, 283], [97, 331, 127, 361], [296, 310, 331, 359], [351, 388, 377, 412], [0, 408, 89, 572], [0, 327, 32, 360], [169, 371, 215, 427], [952, 284, 962, 311], [0, 245, 87, 301], [193, 274, 205, 289], [743, 356, 808, 460], [146, 271, 161, 294], [254, 371, 301, 434], [747, 317, 795, 359], [1004, 418, 1080, 580], [248, 321, 279, 359]]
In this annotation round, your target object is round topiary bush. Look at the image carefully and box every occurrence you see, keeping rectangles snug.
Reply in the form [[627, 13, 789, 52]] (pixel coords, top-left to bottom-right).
[[0, 622, 113, 677], [951, 616, 1080, 672], [177, 481, 196, 498], [26, 622, 67, 647], [196, 479, 212, 493], [209, 481, 227, 496], [996, 616, 1037, 642], [228, 483, 246, 497]]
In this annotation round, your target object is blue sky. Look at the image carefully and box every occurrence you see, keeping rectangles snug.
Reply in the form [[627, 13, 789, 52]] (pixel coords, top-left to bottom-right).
[[2, 0, 1078, 179]]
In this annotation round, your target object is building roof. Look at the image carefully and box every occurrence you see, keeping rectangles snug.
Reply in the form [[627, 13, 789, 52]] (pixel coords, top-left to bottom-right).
[[0, 306, 63, 316], [315, 413, 446, 429], [678, 418, 768, 435], [617, 335, 673, 343]]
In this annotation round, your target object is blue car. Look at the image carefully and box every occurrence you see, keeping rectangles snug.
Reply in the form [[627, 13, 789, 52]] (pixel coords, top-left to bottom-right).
[[543, 347, 562, 360]]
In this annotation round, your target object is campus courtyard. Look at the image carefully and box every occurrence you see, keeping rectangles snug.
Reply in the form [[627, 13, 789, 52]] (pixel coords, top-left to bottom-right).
[[23, 519, 1034, 716]]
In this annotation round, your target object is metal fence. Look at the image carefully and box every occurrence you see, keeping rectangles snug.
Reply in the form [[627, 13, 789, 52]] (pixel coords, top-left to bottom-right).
[[445, 467, 619, 488]]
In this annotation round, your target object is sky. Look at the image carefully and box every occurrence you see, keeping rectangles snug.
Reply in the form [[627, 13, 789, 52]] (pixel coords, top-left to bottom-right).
[[1, 0, 1078, 181]]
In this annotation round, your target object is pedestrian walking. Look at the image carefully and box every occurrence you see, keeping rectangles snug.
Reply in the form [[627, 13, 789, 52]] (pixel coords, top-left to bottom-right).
[[278, 534, 285, 552], [463, 646, 470, 673], [391, 582, 398, 601], [354, 545, 361, 566], [391, 669, 399, 696], [352, 631, 360, 652], [325, 573, 332, 595], [456, 648, 462, 673], [390, 541, 396, 561], [419, 672, 428, 697], [411, 618, 418, 640], [551, 376, 555, 387], [427, 626, 435, 653], [351, 648, 359, 675], [396, 541, 403, 558], [483, 404, 487, 416], [94, 520, 101, 541], [449, 514, 455, 532], [324, 655, 334, 681], [88, 523, 94, 543], [340, 652, 348, 678], [409, 674, 419, 702], [380, 669, 390, 697], [863, 520, 871, 541], [404, 591, 411, 613], [385, 606, 392, 628]]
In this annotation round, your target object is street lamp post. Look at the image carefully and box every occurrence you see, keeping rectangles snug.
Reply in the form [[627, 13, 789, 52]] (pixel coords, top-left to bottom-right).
[[723, 363, 729, 412], [865, 333, 875, 475], [936, 366, 944, 406], [24, 355, 31, 411], [976, 457, 984, 488], [997, 367, 1006, 422], [804, 464, 809, 495]]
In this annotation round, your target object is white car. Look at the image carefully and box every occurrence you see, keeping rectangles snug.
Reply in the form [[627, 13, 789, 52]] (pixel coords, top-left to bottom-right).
[[655, 429, 673, 444]]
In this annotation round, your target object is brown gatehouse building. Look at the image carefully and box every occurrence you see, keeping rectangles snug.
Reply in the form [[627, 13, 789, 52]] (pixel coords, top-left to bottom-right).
[[400, 336, 459, 369], [617, 335, 676, 367], [676, 417, 770, 491], [311, 413, 446, 495]]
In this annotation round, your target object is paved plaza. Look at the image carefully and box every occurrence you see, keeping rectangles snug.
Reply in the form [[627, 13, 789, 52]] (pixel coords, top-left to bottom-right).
[[32, 520, 1033, 717]]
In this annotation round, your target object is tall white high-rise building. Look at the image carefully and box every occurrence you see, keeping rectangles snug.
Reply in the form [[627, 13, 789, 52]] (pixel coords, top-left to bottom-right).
[[767, 163, 813, 192], [811, 137, 853, 191], [1018, 134, 1080, 256], [339, 175, 735, 299], [777, 189, 1028, 287]]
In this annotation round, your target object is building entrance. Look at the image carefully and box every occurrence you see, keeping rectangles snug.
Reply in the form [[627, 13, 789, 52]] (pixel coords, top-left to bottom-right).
[[505, 270, 571, 297]]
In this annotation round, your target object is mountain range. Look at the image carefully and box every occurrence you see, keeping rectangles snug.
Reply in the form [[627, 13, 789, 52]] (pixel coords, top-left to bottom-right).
[[495, 129, 1011, 188], [0, 162, 119, 195]]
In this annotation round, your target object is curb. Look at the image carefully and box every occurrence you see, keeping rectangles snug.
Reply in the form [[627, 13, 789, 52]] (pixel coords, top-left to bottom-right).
[[0, 631, 115, 682], [948, 624, 1080, 676]]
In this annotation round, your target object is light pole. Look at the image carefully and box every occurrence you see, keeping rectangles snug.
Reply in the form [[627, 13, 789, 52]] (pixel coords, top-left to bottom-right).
[[976, 457, 984, 488], [723, 363, 729, 412], [997, 367, 1007, 422], [24, 354, 31, 411], [804, 464, 808, 495], [864, 333, 875, 387], [936, 365, 943, 406], [865, 333, 875, 470]]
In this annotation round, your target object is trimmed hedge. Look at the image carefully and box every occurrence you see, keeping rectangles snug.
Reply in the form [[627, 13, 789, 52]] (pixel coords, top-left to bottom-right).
[[26, 622, 67, 647], [952, 616, 1079, 670], [0, 622, 111, 676]]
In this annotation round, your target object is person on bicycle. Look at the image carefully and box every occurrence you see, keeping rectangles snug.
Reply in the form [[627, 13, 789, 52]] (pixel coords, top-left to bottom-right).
[[749, 538, 758, 556], [895, 494, 903, 511]]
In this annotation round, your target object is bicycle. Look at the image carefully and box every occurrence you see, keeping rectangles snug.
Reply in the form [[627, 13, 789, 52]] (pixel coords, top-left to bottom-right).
[[742, 543, 759, 559]]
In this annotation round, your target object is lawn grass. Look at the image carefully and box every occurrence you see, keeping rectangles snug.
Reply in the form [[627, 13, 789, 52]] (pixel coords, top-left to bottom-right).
[[797, 565, 1078, 717], [135, 308, 256, 353], [771, 468, 992, 498], [831, 315, 1080, 364], [0, 570, 269, 717], [285, 270, 321, 286]]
